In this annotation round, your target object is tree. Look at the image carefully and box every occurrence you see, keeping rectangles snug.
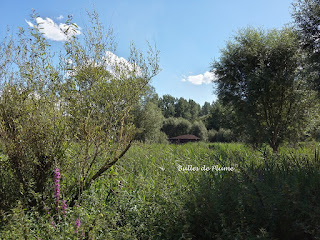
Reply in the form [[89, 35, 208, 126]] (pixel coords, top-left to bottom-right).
[[140, 85, 159, 106], [132, 88, 166, 143], [158, 94, 176, 118], [188, 99, 201, 121], [206, 101, 236, 131], [175, 118, 192, 136], [175, 97, 191, 119], [190, 121, 208, 140], [292, 0, 320, 91], [161, 117, 192, 138], [199, 101, 212, 116], [0, 10, 160, 208], [0, 20, 68, 207], [207, 128, 234, 143], [134, 101, 165, 143], [161, 117, 177, 138], [212, 27, 318, 152]]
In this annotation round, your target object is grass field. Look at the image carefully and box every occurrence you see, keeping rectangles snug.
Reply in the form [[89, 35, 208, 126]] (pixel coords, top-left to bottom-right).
[[1, 142, 320, 239]]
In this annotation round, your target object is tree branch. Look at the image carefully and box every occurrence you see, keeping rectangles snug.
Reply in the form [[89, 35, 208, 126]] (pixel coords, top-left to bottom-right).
[[89, 140, 132, 182], [69, 140, 132, 206]]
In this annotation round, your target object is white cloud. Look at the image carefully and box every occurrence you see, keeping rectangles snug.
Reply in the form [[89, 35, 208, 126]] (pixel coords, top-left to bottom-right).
[[105, 51, 132, 70], [104, 51, 141, 78], [25, 17, 81, 41], [66, 51, 140, 79], [57, 15, 64, 20], [183, 71, 216, 85]]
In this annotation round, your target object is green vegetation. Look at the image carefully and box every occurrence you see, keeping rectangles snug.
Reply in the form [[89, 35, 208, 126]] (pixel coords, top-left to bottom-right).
[[134, 93, 237, 143], [212, 27, 318, 152], [293, 0, 320, 92], [0, 10, 159, 213], [2, 1, 320, 239], [1, 143, 320, 239]]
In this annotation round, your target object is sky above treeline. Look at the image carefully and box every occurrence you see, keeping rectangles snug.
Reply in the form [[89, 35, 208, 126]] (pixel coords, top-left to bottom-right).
[[0, 0, 294, 105]]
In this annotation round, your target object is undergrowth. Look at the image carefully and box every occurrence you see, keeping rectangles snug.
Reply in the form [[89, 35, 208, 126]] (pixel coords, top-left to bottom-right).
[[1, 142, 320, 239]]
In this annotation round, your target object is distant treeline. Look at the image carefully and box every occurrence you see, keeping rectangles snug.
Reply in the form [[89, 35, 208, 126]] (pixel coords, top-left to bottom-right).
[[133, 85, 320, 145], [132, 89, 237, 144]]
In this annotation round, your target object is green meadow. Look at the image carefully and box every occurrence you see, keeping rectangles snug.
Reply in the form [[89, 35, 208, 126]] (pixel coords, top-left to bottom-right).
[[2, 142, 320, 239]]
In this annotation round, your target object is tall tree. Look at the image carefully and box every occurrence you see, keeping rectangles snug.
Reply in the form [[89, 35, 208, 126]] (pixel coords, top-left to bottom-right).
[[140, 85, 159, 106], [292, 0, 320, 91], [199, 101, 212, 116], [132, 87, 165, 143], [188, 99, 201, 121], [212, 27, 318, 152], [206, 101, 236, 132], [0, 10, 160, 207], [158, 94, 176, 118], [175, 97, 191, 120]]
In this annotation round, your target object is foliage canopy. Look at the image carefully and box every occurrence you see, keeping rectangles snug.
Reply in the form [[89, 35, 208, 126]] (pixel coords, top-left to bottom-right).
[[292, 0, 320, 92], [212, 27, 318, 151], [0, 10, 160, 207]]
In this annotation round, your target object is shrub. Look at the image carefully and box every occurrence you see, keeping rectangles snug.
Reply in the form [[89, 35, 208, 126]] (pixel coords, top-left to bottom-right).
[[190, 121, 208, 141], [208, 128, 234, 142], [208, 129, 218, 142], [161, 117, 192, 137]]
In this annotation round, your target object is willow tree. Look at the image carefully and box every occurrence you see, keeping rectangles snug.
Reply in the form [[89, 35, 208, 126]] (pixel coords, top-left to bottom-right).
[[0, 11, 159, 208], [292, 0, 320, 91], [212, 27, 318, 152]]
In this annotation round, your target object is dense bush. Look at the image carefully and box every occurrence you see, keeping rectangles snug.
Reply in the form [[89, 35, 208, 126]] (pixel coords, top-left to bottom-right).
[[208, 128, 234, 142], [207, 129, 218, 142], [161, 117, 192, 138], [190, 121, 208, 140], [133, 101, 165, 143]]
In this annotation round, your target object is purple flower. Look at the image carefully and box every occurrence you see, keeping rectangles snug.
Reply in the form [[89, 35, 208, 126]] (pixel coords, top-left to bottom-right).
[[61, 199, 67, 215], [75, 218, 81, 233], [54, 168, 61, 205], [50, 217, 55, 228]]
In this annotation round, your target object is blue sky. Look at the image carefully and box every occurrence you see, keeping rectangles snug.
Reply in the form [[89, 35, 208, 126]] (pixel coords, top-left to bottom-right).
[[0, 0, 294, 105]]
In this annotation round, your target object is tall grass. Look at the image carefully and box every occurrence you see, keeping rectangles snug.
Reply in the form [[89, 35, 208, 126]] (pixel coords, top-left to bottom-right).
[[1, 142, 320, 239], [112, 142, 320, 239]]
